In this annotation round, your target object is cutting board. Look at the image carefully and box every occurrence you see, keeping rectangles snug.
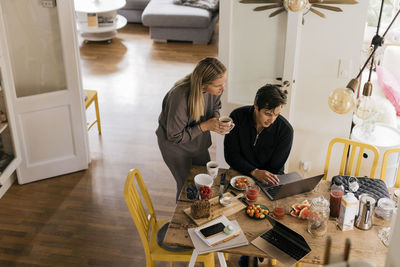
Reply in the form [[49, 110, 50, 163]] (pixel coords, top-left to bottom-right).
[[183, 192, 246, 226]]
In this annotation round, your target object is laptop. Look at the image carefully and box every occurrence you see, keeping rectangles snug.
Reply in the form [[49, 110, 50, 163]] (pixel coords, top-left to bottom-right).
[[257, 173, 324, 200], [251, 215, 311, 266]]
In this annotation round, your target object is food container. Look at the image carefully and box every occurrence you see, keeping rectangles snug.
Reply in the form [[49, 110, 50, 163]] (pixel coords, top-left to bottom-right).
[[375, 198, 396, 220], [307, 197, 329, 237], [338, 192, 359, 231]]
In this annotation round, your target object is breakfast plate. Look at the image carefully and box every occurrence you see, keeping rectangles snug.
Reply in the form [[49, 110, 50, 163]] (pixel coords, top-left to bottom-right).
[[230, 175, 255, 190]]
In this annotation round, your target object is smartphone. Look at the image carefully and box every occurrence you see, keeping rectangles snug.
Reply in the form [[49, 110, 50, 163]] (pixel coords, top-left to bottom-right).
[[199, 222, 225, 238]]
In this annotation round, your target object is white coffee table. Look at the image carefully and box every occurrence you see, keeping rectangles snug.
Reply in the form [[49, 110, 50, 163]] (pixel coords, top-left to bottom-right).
[[74, 0, 127, 43]]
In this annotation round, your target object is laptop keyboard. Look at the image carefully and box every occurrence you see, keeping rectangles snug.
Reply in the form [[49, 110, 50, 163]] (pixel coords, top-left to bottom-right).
[[265, 185, 281, 198], [260, 230, 307, 260]]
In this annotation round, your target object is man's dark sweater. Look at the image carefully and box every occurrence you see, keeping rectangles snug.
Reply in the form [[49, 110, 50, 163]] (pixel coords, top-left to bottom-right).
[[224, 105, 293, 176]]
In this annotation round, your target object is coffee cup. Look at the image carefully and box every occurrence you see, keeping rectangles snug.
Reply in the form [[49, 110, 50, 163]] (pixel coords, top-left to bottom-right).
[[219, 116, 234, 134], [206, 161, 219, 179], [219, 116, 232, 126]]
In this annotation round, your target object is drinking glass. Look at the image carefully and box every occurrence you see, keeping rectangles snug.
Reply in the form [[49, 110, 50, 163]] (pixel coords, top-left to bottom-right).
[[245, 184, 260, 204]]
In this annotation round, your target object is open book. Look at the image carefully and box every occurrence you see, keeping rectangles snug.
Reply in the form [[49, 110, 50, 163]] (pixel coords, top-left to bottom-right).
[[189, 216, 248, 253]]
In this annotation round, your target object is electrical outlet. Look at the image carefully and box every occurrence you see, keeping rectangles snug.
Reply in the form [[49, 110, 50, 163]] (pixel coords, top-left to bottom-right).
[[41, 0, 56, 8], [338, 59, 353, 79]]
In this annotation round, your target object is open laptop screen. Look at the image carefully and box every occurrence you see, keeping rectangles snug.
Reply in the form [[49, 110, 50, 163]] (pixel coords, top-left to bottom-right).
[[251, 216, 311, 265], [257, 174, 324, 200]]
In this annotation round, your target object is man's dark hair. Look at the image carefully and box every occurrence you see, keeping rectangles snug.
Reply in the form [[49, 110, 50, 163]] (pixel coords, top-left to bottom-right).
[[254, 84, 287, 111]]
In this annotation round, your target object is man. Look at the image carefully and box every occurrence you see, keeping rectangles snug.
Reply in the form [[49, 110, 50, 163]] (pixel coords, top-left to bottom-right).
[[224, 84, 293, 185], [224, 84, 293, 267]]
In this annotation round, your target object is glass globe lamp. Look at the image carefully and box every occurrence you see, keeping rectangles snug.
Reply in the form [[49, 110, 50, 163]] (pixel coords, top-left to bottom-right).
[[283, 0, 309, 12], [328, 87, 356, 114], [354, 81, 376, 120]]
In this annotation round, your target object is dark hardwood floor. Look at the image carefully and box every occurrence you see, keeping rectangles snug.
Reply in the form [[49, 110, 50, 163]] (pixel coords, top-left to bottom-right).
[[0, 24, 315, 267], [0, 23, 221, 267]]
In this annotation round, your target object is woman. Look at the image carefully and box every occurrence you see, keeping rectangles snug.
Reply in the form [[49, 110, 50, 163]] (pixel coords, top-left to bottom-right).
[[156, 57, 231, 201]]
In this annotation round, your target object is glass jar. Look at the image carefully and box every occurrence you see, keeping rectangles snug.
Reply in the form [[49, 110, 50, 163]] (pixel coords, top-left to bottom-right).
[[330, 180, 344, 218], [307, 197, 330, 237]]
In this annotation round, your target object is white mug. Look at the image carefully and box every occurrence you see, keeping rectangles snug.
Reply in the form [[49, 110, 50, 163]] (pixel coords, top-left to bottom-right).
[[219, 116, 234, 134], [219, 116, 232, 126], [206, 161, 219, 179]]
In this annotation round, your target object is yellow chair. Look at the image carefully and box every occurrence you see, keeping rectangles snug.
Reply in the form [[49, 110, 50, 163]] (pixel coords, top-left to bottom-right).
[[323, 138, 380, 180], [380, 148, 400, 188], [84, 89, 101, 134], [123, 169, 215, 267]]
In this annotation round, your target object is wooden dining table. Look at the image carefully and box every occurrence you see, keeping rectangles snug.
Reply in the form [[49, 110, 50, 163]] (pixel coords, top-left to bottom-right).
[[163, 166, 391, 266]]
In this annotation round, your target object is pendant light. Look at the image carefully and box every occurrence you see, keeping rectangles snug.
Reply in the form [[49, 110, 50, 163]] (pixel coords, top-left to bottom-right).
[[328, 0, 400, 117]]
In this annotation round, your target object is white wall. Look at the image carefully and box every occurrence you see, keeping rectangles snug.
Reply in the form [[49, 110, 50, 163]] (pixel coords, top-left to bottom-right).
[[217, 1, 368, 176]]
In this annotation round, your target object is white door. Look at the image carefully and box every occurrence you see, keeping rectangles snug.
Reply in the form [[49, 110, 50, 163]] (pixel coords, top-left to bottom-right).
[[217, 2, 303, 167], [0, 0, 89, 184]]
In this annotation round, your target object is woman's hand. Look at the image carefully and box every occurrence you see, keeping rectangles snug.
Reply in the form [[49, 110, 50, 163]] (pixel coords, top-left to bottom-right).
[[199, 117, 227, 134], [251, 169, 280, 185]]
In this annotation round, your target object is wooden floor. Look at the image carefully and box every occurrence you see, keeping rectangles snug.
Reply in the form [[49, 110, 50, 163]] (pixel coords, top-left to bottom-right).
[[0, 24, 317, 267]]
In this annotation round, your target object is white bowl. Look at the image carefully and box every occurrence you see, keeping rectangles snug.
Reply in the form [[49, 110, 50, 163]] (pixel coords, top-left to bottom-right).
[[194, 174, 213, 190]]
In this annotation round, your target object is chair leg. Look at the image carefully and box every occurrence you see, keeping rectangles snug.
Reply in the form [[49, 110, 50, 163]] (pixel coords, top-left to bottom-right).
[[146, 259, 155, 267], [267, 258, 277, 266], [94, 94, 102, 134], [296, 262, 302, 267], [224, 253, 229, 261], [204, 253, 215, 267], [169, 261, 173, 267]]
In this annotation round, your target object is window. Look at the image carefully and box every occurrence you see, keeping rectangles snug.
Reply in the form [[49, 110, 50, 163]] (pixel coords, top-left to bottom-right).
[[365, 0, 400, 44], [367, 0, 399, 27]]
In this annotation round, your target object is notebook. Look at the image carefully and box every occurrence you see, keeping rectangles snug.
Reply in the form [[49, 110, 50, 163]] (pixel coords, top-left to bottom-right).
[[257, 173, 324, 200], [251, 215, 311, 266], [188, 220, 248, 254], [193, 215, 241, 247]]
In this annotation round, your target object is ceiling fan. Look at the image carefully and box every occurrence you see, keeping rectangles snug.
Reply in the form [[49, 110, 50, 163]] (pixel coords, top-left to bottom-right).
[[239, 0, 359, 22]]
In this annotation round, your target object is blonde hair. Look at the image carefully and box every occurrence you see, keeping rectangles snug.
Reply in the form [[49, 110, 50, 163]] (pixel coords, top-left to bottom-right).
[[174, 57, 226, 121]]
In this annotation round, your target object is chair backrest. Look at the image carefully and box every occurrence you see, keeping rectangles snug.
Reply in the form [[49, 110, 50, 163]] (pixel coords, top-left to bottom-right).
[[124, 169, 157, 254], [380, 148, 400, 188], [323, 138, 380, 180]]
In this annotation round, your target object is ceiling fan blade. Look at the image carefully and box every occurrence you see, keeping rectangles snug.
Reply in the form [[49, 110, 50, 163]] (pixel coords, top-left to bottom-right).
[[254, 4, 282, 11], [310, 7, 326, 18], [312, 4, 343, 12], [310, 0, 358, 4], [269, 7, 286, 17], [240, 0, 281, 4]]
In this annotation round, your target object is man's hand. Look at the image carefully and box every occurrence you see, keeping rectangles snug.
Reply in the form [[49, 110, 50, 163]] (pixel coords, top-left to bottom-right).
[[251, 169, 279, 185]]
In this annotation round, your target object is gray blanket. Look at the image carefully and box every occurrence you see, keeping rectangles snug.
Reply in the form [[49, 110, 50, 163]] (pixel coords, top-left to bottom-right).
[[173, 0, 219, 11]]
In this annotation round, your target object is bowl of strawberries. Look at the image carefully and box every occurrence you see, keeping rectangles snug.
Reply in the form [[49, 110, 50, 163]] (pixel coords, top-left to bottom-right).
[[199, 185, 212, 200]]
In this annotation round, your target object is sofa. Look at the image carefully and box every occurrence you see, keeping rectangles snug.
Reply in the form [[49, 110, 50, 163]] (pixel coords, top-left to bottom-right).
[[118, 0, 150, 23], [118, 0, 218, 44]]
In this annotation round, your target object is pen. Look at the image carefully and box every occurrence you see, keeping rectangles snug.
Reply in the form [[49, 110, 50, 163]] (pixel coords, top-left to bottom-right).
[[211, 231, 240, 246]]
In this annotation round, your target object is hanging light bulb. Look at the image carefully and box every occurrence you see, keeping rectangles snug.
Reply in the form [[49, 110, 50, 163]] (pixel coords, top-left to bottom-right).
[[328, 78, 358, 114], [283, 0, 309, 12], [354, 81, 376, 120]]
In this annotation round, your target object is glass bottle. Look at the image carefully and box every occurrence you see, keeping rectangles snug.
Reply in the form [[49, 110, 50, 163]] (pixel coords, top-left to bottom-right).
[[307, 197, 329, 237], [330, 180, 344, 218]]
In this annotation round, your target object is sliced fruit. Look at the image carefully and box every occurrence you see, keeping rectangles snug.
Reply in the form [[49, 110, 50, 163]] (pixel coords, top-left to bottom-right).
[[299, 207, 310, 219]]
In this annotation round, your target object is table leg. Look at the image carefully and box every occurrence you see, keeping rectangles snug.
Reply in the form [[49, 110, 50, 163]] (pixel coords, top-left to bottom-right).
[[217, 252, 227, 267], [188, 249, 199, 267]]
